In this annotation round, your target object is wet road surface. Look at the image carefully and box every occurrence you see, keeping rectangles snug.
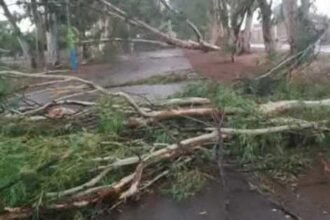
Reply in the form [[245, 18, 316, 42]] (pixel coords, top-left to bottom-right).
[[105, 170, 291, 220]]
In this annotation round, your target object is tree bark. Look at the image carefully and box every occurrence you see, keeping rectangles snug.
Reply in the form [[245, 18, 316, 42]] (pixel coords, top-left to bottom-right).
[[257, 0, 276, 55], [209, 0, 229, 46], [0, 0, 33, 64], [98, 15, 112, 53], [243, 9, 253, 53], [283, 0, 299, 54], [46, 12, 60, 67], [31, 0, 46, 68], [300, 0, 310, 19]]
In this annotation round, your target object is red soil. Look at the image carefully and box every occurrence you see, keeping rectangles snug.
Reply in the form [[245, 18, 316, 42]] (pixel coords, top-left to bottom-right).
[[184, 50, 269, 82]]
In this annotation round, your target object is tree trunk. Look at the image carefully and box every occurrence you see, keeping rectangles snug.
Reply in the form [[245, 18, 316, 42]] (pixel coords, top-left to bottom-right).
[[46, 13, 60, 67], [301, 0, 310, 18], [98, 16, 111, 53], [31, 0, 46, 69], [0, 0, 33, 65], [209, 0, 222, 44], [257, 0, 275, 55], [243, 9, 253, 53], [283, 0, 298, 54]]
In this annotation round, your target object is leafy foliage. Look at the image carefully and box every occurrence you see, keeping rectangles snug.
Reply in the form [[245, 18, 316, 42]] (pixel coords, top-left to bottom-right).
[[178, 81, 330, 181], [96, 98, 125, 134], [178, 81, 257, 111], [162, 165, 206, 201], [0, 21, 22, 56]]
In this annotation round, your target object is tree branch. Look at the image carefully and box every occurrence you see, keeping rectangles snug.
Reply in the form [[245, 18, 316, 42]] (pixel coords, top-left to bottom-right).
[[159, 0, 203, 42], [0, 70, 151, 117], [79, 38, 171, 47], [98, 0, 220, 51]]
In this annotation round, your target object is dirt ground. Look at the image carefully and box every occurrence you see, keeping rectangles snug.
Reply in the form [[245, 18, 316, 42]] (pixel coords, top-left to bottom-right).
[[184, 50, 269, 82], [295, 159, 330, 217], [260, 158, 330, 220]]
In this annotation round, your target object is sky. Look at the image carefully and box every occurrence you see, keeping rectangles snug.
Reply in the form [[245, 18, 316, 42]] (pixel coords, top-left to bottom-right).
[[0, 0, 330, 32], [314, 0, 330, 16]]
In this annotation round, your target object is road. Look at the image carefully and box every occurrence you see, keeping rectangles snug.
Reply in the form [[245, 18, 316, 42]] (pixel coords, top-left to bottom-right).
[[21, 49, 192, 105]]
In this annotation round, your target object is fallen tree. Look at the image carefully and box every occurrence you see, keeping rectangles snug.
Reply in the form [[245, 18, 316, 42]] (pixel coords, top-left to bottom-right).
[[1, 69, 330, 219], [97, 0, 220, 52], [79, 38, 171, 48], [4, 69, 330, 122]]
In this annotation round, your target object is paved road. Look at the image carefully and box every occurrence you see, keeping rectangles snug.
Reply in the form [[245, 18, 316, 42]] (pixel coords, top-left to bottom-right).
[[21, 49, 192, 105], [75, 49, 192, 86], [107, 170, 291, 220]]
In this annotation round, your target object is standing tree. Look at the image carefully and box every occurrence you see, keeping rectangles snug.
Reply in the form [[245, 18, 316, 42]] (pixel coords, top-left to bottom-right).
[[29, 0, 46, 68], [42, 0, 60, 67], [283, 0, 321, 54], [208, 0, 256, 56], [242, 5, 255, 53], [257, 0, 276, 55], [283, 0, 298, 53]]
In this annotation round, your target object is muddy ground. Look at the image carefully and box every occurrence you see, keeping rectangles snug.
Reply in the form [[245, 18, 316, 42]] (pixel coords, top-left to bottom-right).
[[107, 169, 291, 220], [183, 50, 269, 82]]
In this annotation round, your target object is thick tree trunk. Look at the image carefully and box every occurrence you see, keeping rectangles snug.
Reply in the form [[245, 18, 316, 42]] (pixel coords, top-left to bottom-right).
[[283, 0, 298, 54], [0, 0, 33, 65], [46, 13, 60, 67], [257, 0, 275, 55], [31, 0, 46, 68], [243, 10, 253, 53], [301, 0, 310, 19], [209, 0, 225, 45], [98, 16, 111, 53]]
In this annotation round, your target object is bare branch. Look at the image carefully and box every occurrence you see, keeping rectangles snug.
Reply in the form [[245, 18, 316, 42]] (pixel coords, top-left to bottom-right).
[[46, 165, 115, 198], [80, 38, 170, 47], [159, 0, 203, 42], [23, 100, 96, 116], [0, 70, 151, 117], [259, 99, 330, 115], [98, 0, 220, 51]]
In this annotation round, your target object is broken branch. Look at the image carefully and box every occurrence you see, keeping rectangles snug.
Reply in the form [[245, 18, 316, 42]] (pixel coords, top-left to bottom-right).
[[159, 0, 203, 42], [98, 0, 220, 51]]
